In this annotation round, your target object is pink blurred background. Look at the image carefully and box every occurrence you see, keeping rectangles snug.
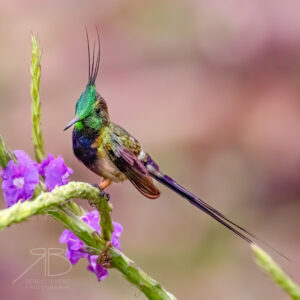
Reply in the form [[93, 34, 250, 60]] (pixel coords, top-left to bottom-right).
[[1, 0, 300, 299]]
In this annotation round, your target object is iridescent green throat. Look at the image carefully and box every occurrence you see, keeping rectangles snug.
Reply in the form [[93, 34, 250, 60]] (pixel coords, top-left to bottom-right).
[[75, 115, 102, 132]]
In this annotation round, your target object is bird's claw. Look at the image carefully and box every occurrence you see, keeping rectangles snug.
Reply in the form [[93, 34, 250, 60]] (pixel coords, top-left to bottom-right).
[[93, 183, 110, 201], [97, 240, 113, 268]]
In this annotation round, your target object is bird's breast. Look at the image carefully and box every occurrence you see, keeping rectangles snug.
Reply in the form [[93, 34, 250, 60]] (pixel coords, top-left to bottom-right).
[[72, 129, 98, 168], [72, 129, 126, 182]]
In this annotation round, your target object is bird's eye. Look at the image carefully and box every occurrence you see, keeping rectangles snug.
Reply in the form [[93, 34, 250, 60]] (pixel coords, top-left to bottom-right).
[[95, 106, 101, 114]]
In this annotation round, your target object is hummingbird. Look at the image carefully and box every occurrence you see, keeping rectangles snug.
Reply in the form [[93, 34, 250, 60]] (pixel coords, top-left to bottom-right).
[[64, 29, 261, 245]]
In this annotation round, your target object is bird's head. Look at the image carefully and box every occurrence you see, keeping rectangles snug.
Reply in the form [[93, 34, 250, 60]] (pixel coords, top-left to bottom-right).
[[64, 28, 108, 132]]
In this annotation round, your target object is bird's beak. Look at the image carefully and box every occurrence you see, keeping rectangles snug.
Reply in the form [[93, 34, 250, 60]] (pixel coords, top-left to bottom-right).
[[64, 116, 80, 131]]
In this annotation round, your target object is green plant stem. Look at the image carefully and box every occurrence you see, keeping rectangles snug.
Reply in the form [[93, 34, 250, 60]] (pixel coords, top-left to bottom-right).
[[98, 197, 113, 241], [0, 180, 176, 299], [89, 193, 113, 241], [30, 34, 45, 162], [49, 207, 176, 300], [65, 199, 84, 216], [0, 182, 101, 230], [252, 244, 300, 300]]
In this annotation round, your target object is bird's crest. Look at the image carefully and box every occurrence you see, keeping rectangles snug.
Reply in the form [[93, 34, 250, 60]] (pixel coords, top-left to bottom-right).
[[86, 27, 100, 85]]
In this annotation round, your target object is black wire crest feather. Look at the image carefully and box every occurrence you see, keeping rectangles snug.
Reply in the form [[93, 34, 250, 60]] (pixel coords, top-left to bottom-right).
[[86, 27, 100, 85]]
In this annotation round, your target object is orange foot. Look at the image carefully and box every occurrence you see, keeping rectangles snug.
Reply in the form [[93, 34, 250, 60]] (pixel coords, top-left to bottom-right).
[[98, 179, 112, 190]]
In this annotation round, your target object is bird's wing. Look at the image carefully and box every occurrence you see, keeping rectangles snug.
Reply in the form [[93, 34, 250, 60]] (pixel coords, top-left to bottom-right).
[[103, 125, 160, 199]]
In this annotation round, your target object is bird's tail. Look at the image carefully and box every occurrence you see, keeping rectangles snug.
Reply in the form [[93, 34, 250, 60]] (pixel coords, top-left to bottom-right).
[[146, 154, 287, 259], [150, 171, 253, 243]]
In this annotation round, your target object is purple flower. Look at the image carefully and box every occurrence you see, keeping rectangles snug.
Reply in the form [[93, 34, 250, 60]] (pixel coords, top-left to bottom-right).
[[38, 153, 55, 176], [111, 222, 123, 249], [38, 154, 73, 191], [60, 210, 123, 281], [0, 150, 73, 207], [87, 255, 109, 281], [59, 229, 88, 264], [0, 150, 39, 207]]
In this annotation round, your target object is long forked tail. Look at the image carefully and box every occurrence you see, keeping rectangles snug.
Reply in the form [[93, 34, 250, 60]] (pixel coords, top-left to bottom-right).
[[150, 171, 253, 243], [145, 155, 289, 260], [144, 155, 254, 242]]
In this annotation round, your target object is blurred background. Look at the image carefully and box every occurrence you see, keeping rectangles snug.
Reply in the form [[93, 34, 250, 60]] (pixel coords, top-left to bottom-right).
[[0, 0, 300, 299]]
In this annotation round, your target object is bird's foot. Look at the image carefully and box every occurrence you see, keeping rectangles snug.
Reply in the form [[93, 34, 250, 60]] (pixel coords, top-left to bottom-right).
[[97, 240, 113, 268], [92, 183, 110, 201], [99, 179, 112, 190]]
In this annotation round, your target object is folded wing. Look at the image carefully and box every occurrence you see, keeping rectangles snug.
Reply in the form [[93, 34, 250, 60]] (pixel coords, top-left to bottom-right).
[[104, 132, 160, 199]]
